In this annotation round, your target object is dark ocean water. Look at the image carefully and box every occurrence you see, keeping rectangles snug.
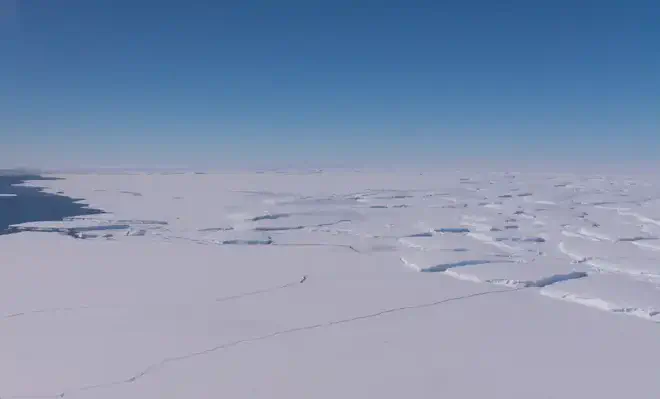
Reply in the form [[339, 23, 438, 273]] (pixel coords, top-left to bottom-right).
[[0, 175, 103, 234]]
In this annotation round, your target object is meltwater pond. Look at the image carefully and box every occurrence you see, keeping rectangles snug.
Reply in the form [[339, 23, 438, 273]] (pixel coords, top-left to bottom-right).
[[0, 175, 103, 234]]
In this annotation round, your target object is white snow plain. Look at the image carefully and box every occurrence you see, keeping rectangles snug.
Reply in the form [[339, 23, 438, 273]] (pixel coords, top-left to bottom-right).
[[2, 170, 660, 398]]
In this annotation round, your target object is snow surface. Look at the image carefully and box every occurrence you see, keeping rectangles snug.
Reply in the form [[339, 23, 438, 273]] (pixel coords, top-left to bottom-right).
[[3, 170, 660, 398]]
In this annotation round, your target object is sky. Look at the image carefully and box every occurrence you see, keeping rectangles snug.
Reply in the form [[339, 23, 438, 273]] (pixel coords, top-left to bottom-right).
[[1, 0, 659, 170]]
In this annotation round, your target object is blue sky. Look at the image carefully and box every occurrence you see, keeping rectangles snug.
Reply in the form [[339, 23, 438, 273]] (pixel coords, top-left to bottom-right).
[[1, 1, 659, 169]]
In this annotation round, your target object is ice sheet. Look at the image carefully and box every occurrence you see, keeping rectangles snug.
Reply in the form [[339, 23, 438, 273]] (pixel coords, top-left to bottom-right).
[[3, 170, 660, 398]]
